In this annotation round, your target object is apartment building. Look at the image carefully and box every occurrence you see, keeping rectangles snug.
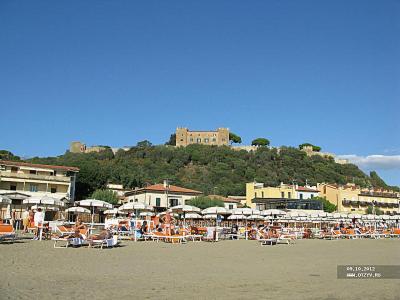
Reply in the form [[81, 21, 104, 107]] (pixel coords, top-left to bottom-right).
[[318, 183, 400, 215], [175, 127, 229, 147], [0, 160, 79, 203], [246, 182, 321, 211], [124, 181, 202, 211]]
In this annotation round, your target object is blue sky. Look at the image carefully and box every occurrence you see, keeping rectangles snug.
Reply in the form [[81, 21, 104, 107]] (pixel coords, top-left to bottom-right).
[[0, 1, 399, 185]]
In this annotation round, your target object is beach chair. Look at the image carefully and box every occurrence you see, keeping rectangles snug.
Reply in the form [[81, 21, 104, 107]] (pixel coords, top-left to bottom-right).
[[390, 228, 400, 238], [0, 224, 16, 242], [90, 235, 120, 249], [259, 238, 277, 246], [277, 234, 295, 245], [344, 229, 357, 239], [55, 225, 75, 237], [202, 227, 217, 242]]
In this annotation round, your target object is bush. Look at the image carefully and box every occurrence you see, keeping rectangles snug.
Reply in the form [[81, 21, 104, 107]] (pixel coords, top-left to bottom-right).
[[187, 196, 224, 209], [91, 189, 119, 205]]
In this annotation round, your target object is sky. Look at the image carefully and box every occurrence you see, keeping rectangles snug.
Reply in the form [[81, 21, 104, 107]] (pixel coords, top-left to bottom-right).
[[0, 1, 399, 186]]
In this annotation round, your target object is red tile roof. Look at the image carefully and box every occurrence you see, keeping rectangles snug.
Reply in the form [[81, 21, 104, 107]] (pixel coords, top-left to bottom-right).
[[295, 186, 319, 192], [208, 194, 240, 203], [141, 184, 202, 194], [0, 160, 79, 172]]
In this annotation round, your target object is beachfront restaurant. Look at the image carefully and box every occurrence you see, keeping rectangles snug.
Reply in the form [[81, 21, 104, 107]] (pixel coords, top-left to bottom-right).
[[252, 197, 323, 211]]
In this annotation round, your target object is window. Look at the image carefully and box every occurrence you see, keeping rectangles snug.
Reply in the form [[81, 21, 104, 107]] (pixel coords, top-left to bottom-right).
[[29, 170, 37, 175], [229, 204, 233, 209], [180, 139, 183, 142], [190, 138, 193, 142], [11, 167, 18, 173], [10, 184, 17, 191], [261, 191, 264, 198], [255, 192, 257, 198], [156, 197, 161, 207], [51, 187, 57, 193], [30, 184, 38, 192], [281, 192, 285, 198], [169, 198, 178, 207], [196, 138, 201, 143], [212, 138, 216, 142], [299, 193, 303, 200], [204, 138, 209, 143], [288, 192, 291, 198]]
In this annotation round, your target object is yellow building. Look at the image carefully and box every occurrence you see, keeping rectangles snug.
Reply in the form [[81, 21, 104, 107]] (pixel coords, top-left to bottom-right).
[[246, 182, 320, 210], [317, 183, 400, 215], [175, 127, 229, 147]]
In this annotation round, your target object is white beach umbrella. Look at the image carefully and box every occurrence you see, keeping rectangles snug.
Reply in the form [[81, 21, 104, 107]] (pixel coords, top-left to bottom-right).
[[261, 209, 286, 216], [104, 208, 120, 215], [202, 206, 229, 215], [264, 216, 273, 220], [75, 199, 113, 225], [332, 213, 342, 219], [347, 213, 361, 219], [204, 214, 224, 220], [288, 211, 307, 218], [139, 211, 155, 217], [169, 205, 201, 213], [65, 207, 91, 214], [75, 199, 112, 209], [231, 208, 253, 216], [185, 213, 202, 219], [32, 205, 59, 211], [118, 202, 153, 212], [246, 215, 264, 220], [0, 195, 12, 207], [23, 195, 65, 207], [228, 214, 247, 220]]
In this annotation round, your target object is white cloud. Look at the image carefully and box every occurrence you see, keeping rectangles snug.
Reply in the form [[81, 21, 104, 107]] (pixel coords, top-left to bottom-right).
[[338, 155, 400, 170]]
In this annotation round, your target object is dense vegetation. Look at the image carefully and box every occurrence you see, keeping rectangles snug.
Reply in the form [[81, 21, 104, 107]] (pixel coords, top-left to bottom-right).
[[313, 197, 337, 213], [91, 189, 119, 205], [186, 196, 225, 209], [12, 143, 395, 200]]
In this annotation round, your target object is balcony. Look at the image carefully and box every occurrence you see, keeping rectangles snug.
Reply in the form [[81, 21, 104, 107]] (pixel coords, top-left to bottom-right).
[[0, 171, 71, 183]]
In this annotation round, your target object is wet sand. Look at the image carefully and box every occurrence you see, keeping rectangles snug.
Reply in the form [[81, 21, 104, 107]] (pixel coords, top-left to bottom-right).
[[1, 238, 399, 300]]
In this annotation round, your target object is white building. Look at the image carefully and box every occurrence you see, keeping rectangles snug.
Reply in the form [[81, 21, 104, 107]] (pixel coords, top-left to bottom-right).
[[124, 181, 202, 210], [295, 186, 319, 200]]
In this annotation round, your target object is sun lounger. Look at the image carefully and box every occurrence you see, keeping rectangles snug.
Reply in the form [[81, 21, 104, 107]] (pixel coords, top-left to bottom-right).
[[0, 224, 16, 242], [259, 238, 277, 246], [390, 229, 400, 238], [52, 237, 88, 248], [277, 234, 295, 245], [55, 225, 75, 237], [89, 235, 120, 249]]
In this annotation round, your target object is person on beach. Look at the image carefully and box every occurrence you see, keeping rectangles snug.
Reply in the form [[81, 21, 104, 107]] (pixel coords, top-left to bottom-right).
[[88, 229, 112, 246], [22, 208, 29, 233], [74, 218, 87, 230], [161, 212, 174, 235], [33, 208, 44, 240]]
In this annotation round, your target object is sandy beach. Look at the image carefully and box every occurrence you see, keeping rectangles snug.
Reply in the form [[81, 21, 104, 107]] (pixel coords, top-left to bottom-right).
[[1, 239, 399, 300]]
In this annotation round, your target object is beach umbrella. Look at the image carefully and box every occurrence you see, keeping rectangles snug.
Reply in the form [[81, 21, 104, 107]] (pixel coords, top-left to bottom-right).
[[23, 195, 65, 208], [231, 208, 254, 216], [65, 207, 91, 214], [32, 205, 59, 211], [287, 211, 308, 218], [261, 209, 286, 216], [246, 215, 264, 220], [227, 214, 246, 220], [202, 206, 229, 215], [0, 195, 12, 207], [156, 212, 179, 218], [204, 214, 224, 220], [169, 205, 201, 213], [347, 213, 361, 219], [75, 199, 113, 225], [169, 205, 201, 227], [185, 213, 202, 219], [118, 202, 153, 212], [139, 211, 155, 217], [104, 208, 120, 215]]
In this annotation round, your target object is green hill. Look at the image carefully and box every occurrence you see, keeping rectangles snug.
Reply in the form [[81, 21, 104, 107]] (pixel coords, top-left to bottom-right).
[[17, 144, 397, 200]]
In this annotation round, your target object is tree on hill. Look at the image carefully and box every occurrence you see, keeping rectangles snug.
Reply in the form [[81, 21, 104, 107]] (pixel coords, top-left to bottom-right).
[[251, 138, 270, 147], [91, 189, 119, 205], [312, 196, 337, 213], [186, 196, 224, 209], [165, 134, 176, 146], [0, 150, 21, 161], [299, 143, 321, 152], [229, 132, 242, 144], [136, 140, 153, 148]]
